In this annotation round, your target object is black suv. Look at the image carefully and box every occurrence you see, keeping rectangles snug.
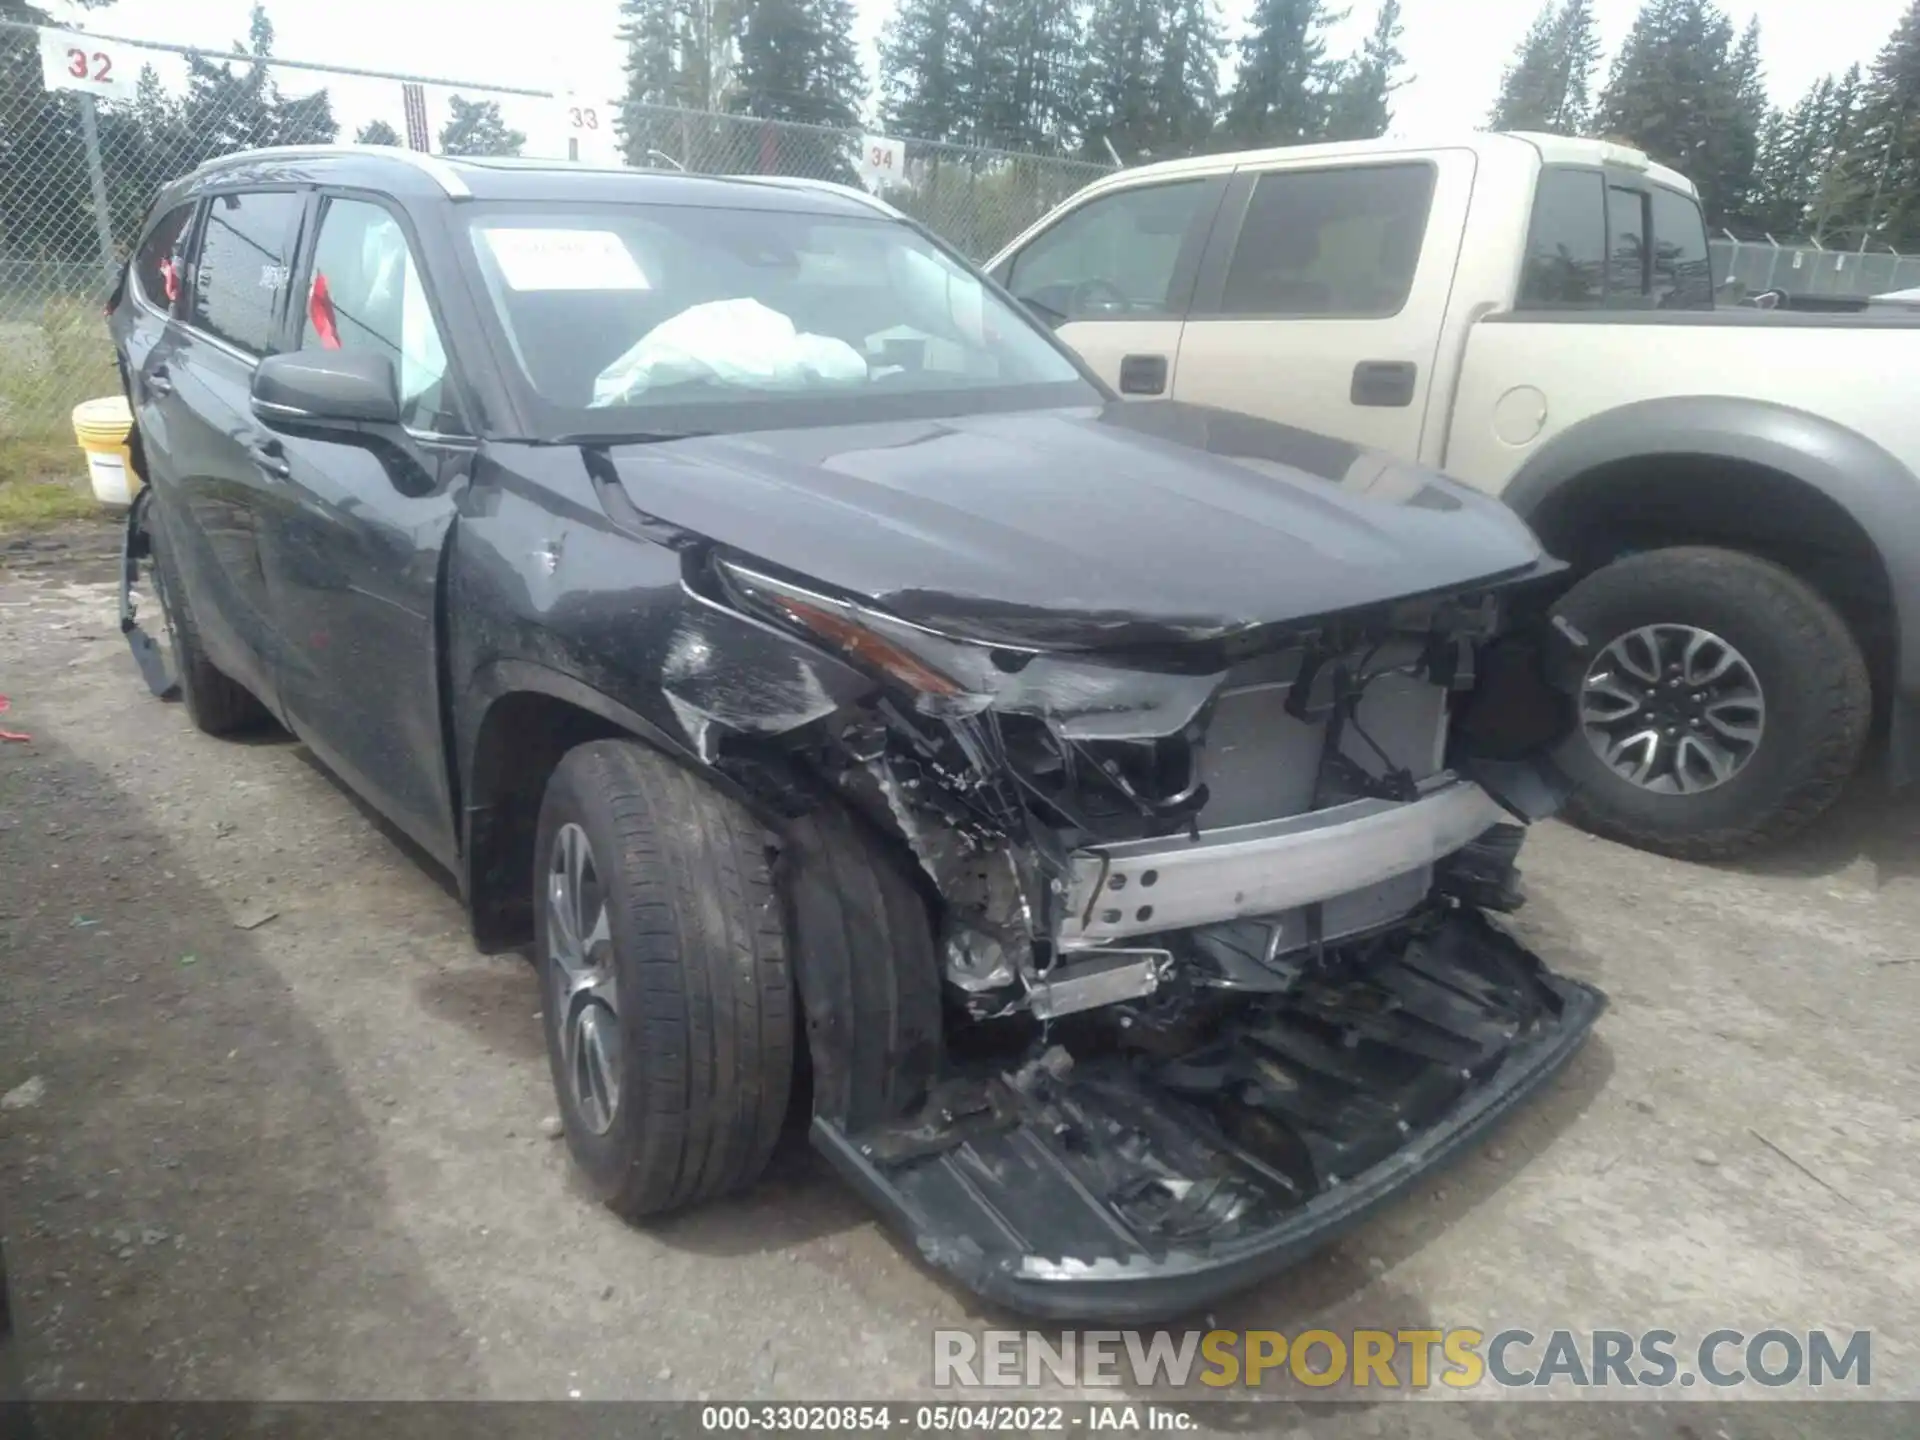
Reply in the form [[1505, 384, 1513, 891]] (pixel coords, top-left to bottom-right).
[[109, 146, 1602, 1320]]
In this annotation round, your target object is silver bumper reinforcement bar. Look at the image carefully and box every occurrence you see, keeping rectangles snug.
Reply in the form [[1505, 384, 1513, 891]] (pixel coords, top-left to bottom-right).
[[1058, 774, 1509, 947]]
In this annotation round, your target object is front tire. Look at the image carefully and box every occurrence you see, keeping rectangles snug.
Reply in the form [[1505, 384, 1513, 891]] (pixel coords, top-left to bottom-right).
[[535, 740, 793, 1219], [1552, 546, 1870, 860]]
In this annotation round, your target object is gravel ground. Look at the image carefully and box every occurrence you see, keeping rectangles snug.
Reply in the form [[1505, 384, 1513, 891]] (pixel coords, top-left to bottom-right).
[[0, 522, 1915, 1428]]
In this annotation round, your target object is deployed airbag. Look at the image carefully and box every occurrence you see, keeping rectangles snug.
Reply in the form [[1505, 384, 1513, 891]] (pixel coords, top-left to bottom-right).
[[592, 298, 867, 406]]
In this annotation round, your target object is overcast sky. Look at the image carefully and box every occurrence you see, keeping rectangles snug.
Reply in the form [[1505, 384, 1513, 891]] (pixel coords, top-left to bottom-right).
[[40, 0, 1914, 153]]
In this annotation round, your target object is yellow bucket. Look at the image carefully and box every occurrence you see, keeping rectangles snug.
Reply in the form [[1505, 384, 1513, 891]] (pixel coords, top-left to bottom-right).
[[72, 395, 138, 508]]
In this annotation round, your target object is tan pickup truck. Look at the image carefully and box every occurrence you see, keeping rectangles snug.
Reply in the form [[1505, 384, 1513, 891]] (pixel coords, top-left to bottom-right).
[[990, 131, 1920, 858]]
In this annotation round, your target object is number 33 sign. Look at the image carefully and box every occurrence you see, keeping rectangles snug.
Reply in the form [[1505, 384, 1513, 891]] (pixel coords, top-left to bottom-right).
[[38, 28, 139, 103]]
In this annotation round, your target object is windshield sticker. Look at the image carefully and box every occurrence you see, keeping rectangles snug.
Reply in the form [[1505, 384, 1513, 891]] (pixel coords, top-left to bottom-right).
[[481, 228, 650, 292]]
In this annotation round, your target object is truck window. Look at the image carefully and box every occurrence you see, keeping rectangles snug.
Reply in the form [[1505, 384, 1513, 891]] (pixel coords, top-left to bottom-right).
[[1517, 168, 1606, 309], [1606, 185, 1652, 309], [1218, 163, 1435, 317], [1005, 180, 1209, 321], [1649, 184, 1713, 310]]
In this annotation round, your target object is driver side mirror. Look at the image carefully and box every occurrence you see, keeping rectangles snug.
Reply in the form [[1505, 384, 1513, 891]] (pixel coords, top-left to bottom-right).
[[252, 350, 400, 432]]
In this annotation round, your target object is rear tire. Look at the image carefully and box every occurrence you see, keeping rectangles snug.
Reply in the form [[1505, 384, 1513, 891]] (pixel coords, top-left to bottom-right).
[[535, 740, 792, 1219], [1552, 546, 1869, 860], [147, 498, 270, 736]]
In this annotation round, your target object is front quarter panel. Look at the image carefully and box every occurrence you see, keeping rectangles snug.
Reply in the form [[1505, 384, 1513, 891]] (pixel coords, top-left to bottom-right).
[[447, 445, 877, 802]]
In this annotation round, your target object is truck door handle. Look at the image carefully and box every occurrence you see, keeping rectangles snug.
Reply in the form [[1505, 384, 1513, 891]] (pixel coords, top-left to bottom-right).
[[1350, 360, 1417, 407], [247, 436, 290, 479], [145, 367, 172, 398], [1118, 354, 1168, 396]]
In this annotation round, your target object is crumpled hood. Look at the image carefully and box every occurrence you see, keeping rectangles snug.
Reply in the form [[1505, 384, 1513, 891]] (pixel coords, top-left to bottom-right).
[[604, 400, 1550, 648]]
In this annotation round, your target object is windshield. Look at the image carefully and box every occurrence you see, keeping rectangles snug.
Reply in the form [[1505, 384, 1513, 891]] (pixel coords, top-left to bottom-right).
[[464, 203, 1096, 436]]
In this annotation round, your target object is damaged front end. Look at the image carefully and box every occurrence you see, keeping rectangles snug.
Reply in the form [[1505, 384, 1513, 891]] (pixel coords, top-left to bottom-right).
[[706, 553, 1602, 1320]]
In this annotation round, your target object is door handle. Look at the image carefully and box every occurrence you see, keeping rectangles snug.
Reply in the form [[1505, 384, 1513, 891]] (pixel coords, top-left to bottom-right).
[[1118, 353, 1168, 396], [247, 436, 291, 479], [145, 367, 173, 399], [1350, 360, 1417, 408]]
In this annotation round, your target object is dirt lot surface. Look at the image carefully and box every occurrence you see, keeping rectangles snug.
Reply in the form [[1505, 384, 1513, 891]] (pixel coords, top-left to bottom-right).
[[1, 524, 1915, 1431]]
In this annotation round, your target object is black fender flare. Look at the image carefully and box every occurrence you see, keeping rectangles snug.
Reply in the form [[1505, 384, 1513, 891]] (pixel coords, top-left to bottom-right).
[[1501, 395, 1920, 692]]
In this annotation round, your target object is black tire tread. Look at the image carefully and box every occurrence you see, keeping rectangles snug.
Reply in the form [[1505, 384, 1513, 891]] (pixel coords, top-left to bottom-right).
[[781, 804, 942, 1133], [544, 741, 791, 1218], [147, 502, 269, 736], [1556, 546, 1870, 861]]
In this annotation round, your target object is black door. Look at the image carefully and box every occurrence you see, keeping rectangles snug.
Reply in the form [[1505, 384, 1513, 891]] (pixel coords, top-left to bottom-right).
[[149, 187, 309, 714], [254, 193, 469, 866]]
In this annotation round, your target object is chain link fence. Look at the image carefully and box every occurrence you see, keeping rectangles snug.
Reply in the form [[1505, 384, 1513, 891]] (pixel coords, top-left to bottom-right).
[[0, 17, 1109, 442], [1710, 237, 1920, 303]]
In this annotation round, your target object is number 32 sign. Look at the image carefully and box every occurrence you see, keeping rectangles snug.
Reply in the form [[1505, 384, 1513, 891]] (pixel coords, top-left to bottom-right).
[[38, 28, 139, 103]]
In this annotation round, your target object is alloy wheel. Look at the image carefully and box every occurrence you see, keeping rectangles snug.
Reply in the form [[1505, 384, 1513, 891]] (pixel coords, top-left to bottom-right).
[[546, 821, 621, 1134], [1579, 624, 1766, 795]]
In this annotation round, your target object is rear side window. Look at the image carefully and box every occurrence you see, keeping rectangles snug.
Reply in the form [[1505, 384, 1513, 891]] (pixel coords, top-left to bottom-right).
[[1218, 163, 1436, 317], [1606, 185, 1650, 308], [190, 190, 304, 356], [1518, 168, 1606, 308], [1650, 184, 1713, 310], [1006, 180, 1209, 320], [133, 204, 194, 312]]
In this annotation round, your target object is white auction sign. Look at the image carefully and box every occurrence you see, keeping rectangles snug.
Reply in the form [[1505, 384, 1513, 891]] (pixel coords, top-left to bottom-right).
[[858, 133, 905, 192], [555, 94, 619, 166], [37, 28, 139, 104]]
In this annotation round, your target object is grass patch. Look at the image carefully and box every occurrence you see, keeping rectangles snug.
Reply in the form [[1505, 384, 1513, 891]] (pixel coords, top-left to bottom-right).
[[0, 436, 103, 533], [0, 476, 102, 530]]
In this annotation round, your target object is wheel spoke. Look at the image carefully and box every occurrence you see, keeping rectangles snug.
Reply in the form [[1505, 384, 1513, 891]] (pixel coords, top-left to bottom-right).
[[547, 874, 581, 966], [1612, 628, 1663, 684], [1581, 672, 1646, 724], [1603, 728, 1662, 785], [545, 821, 621, 1135], [1675, 734, 1737, 792], [1681, 630, 1738, 686], [1703, 699, 1763, 746], [1582, 623, 1764, 795]]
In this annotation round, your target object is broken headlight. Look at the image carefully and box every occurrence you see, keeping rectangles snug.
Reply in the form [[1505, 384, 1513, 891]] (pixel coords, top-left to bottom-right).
[[717, 559, 1011, 715], [716, 559, 1227, 738]]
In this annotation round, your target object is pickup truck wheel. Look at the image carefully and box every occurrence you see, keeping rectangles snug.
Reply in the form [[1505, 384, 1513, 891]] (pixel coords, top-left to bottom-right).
[[534, 740, 793, 1219], [147, 499, 271, 736], [1552, 546, 1869, 860]]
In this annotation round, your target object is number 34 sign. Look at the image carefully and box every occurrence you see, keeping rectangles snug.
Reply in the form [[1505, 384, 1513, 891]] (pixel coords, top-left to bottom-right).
[[38, 28, 139, 103], [858, 134, 905, 193]]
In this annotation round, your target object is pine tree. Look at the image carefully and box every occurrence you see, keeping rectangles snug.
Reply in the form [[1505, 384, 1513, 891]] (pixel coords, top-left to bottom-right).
[[731, 0, 866, 129], [878, 0, 965, 141], [1224, 0, 1343, 149], [1808, 63, 1866, 243], [1152, 0, 1227, 156], [1489, 0, 1599, 135], [1078, 0, 1223, 162], [170, 4, 337, 161], [984, 0, 1085, 152], [1326, 0, 1406, 142], [616, 0, 740, 169], [438, 96, 525, 157], [273, 87, 337, 147], [355, 120, 403, 146], [1717, 17, 1768, 228], [1829, 3, 1920, 249], [1595, 0, 1749, 224]]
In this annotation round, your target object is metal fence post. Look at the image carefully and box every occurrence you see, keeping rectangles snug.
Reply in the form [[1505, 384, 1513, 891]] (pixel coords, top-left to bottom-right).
[[75, 93, 118, 289]]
